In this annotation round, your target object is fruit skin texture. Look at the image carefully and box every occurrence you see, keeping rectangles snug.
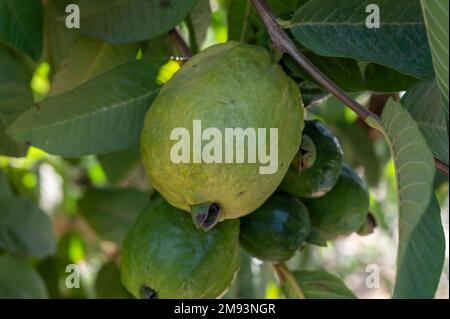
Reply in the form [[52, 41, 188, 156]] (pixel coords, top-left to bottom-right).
[[141, 41, 304, 220], [120, 196, 240, 299], [304, 165, 369, 239], [240, 193, 311, 262], [281, 120, 343, 198]]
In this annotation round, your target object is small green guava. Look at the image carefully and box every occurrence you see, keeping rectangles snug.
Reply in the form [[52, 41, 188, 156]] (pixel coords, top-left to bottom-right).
[[280, 120, 343, 198], [303, 165, 369, 239], [120, 196, 240, 299], [140, 41, 304, 230], [239, 193, 311, 262]]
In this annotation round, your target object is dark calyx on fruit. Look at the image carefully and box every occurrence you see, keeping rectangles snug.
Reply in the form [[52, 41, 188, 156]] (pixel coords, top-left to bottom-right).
[[281, 120, 343, 198]]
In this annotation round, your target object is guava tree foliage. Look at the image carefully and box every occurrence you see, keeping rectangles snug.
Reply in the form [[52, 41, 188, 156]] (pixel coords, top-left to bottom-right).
[[0, 0, 448, 299]]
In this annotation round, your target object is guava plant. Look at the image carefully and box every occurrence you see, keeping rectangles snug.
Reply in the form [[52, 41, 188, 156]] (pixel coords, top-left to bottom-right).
[[0, 0, 448, 299]]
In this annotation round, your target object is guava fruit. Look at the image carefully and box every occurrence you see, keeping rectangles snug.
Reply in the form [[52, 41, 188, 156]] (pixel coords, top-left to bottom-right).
[[280, 120, 343, 198], [120, 196, 240, 299], [240, 193, 311, 262], [140, 41, 304, 230], [303, 165, 369, 239]]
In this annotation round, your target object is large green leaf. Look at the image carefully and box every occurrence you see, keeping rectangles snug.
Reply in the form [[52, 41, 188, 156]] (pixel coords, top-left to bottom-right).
[[0, 45, 32, 157], [289, 270, 356, 299], [0, 254, 48, 298], [288, 0, 433, 78], [78, 187, 149, 246], [0, 196, 56, 258], [79, 0, 198, 44], [284, 54, 419, 92], [393, 195, 445, 298], [402, 77, 449, 165], [421, 0, 449, 110], [50, 36, 139, 95], [369, 99, 436, 297], [7, 59, 161, 157], [0, 0, 43, 60]]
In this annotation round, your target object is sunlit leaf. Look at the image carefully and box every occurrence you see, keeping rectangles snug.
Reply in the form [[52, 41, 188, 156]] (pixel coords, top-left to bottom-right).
[[7, 59, 161, 157]]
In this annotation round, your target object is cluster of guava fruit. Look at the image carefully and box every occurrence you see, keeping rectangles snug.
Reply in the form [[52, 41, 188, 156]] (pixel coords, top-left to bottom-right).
[[120, 42, 370, 299]]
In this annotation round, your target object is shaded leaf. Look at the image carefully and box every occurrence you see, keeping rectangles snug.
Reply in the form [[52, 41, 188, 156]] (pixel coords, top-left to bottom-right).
[[0, 254, 48, 298], [189, 0, 212, 49], [0, 196, 56, 258], [393, 195, 445, 298], [0, 45, 32, 157], [79, 0, 198, 43], [0, 0, 43, 60], [7, 59, 161, 157], [0, 168, 12, 196], [50, 36, 139, 95], [98, 146, 140, 184], [289, 0, 433, 78], [421, 0, 449, 109], [95, 261, 132, 298], [78, 187, 150, 246], [43, 0, 80, 77], [402, 77, 448, 165]]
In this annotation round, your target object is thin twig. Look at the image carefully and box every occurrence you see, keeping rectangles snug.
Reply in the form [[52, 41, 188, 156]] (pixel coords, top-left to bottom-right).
[[169, 28, 192, 58], [251, 0, 449, 177], [251, 0, 374, 121], [435, 158, 449, 176]]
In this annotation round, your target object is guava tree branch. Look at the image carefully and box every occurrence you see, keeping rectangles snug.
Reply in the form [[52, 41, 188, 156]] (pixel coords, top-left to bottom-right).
[[251, 0, 374, 121], [251, 0, 449, 177], [169, 28, 192, 58]]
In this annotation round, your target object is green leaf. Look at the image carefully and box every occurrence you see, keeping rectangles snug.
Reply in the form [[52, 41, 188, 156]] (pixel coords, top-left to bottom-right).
[[0, 45, 32, 157], [285, 54, 419, 93], [95, 261, 132, 298], [79, 0, 198, 43], [50, 36, 139, 95], [43, 0, 80, 77], [0, 0, 43, 60], [7, 59, 161, 157], [98, 146, 140, 184], [0, 254, 48, 298], [0, 196, 56, 258], [393, 195, 445, 298], [290, 270, 356, 299], [402, 77, 449, 165], [420, 0, 449, 110], [289, 0, 433, 78], [78, 187, 150, 246], [0, 168, 12, 196], [369, 99, 436, 297]]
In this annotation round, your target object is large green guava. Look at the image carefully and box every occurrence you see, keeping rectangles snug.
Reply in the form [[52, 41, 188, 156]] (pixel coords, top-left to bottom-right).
[[280, 120, 343, 198], [141, 41, 304, 230], [120, 196, 240, 299], [303, 165, 369, 239], [239, 193, 311, 262]]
